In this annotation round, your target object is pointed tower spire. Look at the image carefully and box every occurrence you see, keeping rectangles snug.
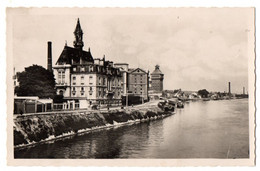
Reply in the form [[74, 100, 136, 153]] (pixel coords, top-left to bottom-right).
[[73, 18, 84, 50]]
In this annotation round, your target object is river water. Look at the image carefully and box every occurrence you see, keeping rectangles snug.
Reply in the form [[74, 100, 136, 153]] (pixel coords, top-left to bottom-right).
[[14, 99, 249, 159]]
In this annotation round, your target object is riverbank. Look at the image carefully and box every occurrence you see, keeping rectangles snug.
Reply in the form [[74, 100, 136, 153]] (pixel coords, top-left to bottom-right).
[[14, 102, 173, 148], [14, 99, 250, 159]]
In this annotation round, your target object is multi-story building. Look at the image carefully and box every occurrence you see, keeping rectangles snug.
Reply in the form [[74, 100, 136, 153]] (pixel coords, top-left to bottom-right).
[[114, 63, 129, 96], [128, 68, 149, 101], [53, 19, 122, 109], [114, 64, 149, 102], [151, 65, 164, 92]]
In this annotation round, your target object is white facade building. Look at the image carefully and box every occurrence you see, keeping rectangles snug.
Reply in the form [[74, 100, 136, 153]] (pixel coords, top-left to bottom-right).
[[53, 19, 122, 109]]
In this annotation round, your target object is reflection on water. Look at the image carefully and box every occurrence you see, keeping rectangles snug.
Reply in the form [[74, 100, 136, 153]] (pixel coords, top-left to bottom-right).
[[15, 99, 249, 158]]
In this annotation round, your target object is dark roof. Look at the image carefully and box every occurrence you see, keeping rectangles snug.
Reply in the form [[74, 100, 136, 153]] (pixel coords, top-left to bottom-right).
[[129, 67, 147, 74], [74, 18, 83, 35], [151, 68, 163, 74], [151, 65, 163, 75], [56, 46, 94, 65], [128, 68, 135, 72]]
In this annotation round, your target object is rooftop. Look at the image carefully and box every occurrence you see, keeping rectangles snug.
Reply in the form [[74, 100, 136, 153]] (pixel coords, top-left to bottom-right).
[[151, 65, 163, 75], [56, 46, 94, 65]]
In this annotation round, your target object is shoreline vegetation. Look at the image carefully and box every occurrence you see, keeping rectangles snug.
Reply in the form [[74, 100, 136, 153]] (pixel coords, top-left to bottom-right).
[[14, 104, 173, 149]]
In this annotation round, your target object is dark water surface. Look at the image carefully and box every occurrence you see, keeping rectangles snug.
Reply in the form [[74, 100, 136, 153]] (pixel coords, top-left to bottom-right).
[[15, 99, 249, 158]]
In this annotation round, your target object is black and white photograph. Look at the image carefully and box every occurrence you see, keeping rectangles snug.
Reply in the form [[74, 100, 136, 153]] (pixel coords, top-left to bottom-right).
[[5, 7, 255, 166]]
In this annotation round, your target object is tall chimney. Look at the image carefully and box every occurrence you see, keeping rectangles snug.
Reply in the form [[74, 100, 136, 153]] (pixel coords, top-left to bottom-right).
[[47, 41, 52, 72], [243, 87, 245, 94], [228, 82, 231, 95]]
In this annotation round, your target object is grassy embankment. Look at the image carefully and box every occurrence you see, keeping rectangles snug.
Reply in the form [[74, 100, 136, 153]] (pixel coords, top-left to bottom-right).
[[14, 104, 172, 147]]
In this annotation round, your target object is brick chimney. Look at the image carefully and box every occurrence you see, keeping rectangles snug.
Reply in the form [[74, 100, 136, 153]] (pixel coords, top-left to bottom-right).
[[47, 41, 52, 72], [228, 82, 231, 95]]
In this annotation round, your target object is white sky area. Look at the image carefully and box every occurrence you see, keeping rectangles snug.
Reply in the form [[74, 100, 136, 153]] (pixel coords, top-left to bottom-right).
[[8, 8, 253, 93]]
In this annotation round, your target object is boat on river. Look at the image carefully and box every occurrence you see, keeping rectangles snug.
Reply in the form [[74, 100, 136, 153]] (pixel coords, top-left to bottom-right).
[[202, 98, 210, 101], [177, 101, 184, 108], [158, 98, 177, 112]]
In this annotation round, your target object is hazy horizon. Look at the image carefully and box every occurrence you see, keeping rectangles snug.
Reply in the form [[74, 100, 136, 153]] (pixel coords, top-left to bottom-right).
[[8, 8, 254, 93]]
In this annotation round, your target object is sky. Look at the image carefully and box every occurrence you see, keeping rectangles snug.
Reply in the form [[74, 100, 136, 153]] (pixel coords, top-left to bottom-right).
[[7, 8, 254, 93]]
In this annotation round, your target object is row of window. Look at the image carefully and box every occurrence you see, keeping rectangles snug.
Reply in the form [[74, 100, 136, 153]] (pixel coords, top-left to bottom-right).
[[71, 75, 121, 87], [72, 87, 93, 96], [71, 87, 121, 97], [133, 84, 146, 87], [73, 66, 94, 72], [72, 65, 121, 76], [58, 70, 122, 87], [134, 80, 144, 83], [132, 74, 145, 78], [72, 87, 93, 91], [72, 75, 93, 80], [132, 74, 146, 84], [134, 88, 145, 92]]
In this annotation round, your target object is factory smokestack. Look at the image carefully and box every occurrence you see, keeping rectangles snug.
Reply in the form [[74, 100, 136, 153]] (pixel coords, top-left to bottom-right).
[[47, 41, 52, 72], [228, 82, 231, 95], [243, 87, 245, 95]]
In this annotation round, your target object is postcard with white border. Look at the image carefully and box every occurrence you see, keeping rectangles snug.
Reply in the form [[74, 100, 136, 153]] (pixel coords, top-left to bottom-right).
[[6, 7, 255, 166]]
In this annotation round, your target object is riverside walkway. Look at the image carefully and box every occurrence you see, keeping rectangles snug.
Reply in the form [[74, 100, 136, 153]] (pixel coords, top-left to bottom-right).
[[14, 100, 160, 118]]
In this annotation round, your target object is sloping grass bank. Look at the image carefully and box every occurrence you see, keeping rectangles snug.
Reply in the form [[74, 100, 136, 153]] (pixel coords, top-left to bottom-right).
[[14, 106, 172, 148]]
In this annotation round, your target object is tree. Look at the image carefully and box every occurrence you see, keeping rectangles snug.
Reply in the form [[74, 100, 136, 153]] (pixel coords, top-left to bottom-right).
[[15, 65, 56, 99], [198, 89, 209, 98], [53, 94, 66, 103]]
